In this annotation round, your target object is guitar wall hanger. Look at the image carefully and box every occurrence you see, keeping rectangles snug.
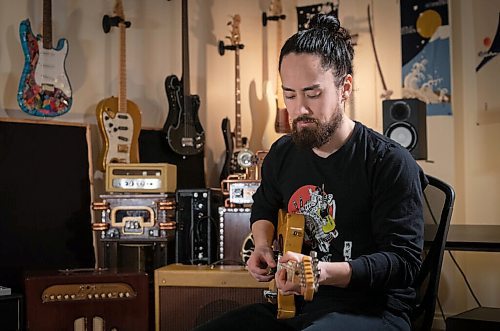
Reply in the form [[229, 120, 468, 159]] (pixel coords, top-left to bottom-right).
[[262, 11, 286, 27], [102, 14, 131, 33], [218, 40, 244, 56]]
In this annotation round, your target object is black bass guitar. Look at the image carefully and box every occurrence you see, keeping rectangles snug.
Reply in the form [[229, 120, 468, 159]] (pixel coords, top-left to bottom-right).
[[163, 0, 204, 156]]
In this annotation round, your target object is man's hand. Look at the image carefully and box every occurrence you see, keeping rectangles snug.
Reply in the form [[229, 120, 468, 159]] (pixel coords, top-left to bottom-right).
[[247, 245, 276, 282], [274, 251, 305, 296]]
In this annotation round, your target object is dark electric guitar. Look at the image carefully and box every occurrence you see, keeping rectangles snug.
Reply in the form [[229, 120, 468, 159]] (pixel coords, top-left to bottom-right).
[[18, 0, 72, 117], [163, 0, 205, 156], [220, 15, 254, 182]]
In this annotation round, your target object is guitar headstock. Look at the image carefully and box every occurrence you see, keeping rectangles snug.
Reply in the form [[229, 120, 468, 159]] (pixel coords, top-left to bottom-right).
[[227, 14, 241, 46], [279, 251, 320, 301], [114, 0, 125, 21]]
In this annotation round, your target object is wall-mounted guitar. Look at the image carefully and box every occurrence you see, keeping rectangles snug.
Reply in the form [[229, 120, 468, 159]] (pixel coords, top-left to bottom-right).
[[162, 0, 205, 157], [18, 0, 72, 117], [96, 0, 141, 171], [218, 15, 254, 182], [263, 0, 290, 133]]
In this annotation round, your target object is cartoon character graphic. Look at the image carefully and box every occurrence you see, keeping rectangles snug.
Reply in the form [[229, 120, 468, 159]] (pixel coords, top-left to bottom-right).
[[288, 185, 338, 255]]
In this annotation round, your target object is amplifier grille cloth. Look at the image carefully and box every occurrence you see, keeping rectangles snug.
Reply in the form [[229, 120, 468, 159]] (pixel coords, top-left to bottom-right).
[[159, 286, 265, 330]]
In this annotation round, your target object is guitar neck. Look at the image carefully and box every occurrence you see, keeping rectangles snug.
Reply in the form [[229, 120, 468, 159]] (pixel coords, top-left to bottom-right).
[[118, 21, 127, 113], [182, 0, 191, 98], [235, 48, 242, 148], [42, 0, 53, 49], [275, 19, 286, 110]]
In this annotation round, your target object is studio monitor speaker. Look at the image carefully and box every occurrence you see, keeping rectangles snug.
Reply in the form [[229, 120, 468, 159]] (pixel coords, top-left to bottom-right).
[[155, 264, 269, 331], [383, 98, 427, 160]]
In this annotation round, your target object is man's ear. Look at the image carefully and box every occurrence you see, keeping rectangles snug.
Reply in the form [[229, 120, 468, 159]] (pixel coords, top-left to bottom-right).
[[342, 74, 353, 100]]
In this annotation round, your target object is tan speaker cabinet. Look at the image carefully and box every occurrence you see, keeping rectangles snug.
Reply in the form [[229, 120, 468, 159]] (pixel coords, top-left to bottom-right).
[[154, 264, 269, 331]]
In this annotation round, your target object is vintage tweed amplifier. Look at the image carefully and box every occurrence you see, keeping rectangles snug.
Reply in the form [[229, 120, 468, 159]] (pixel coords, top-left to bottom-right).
[[105, 163, 177, 193], [25, 269, 149, 331], [154, 264, 269, 331]]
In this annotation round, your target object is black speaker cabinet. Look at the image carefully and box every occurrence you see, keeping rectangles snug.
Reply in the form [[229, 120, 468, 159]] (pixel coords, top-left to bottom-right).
[[175, 189, 224, 265], [0, 293, 23, 331], [154, 264, 269, 331], [382, 98, 427, 160]]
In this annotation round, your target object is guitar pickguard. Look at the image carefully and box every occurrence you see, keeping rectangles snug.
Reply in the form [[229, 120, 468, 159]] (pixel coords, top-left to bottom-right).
[[96, 96, 142, 171], [17, 19, 72, 117], [100, 111, 134, 164]]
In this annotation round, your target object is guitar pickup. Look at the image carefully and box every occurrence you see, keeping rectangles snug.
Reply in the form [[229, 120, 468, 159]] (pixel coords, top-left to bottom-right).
[[181, 138, 194, 147], [117, 114, 129, 119], [117, 144, 129, 153], [263, 289, 277, 300], [118, 126, 129, 130], [41, 83, 55, 92], [118, 136, 129, 142]]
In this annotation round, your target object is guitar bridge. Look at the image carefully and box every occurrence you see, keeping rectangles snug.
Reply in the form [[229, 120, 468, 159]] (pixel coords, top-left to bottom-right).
[[117, 144, 129, 153]]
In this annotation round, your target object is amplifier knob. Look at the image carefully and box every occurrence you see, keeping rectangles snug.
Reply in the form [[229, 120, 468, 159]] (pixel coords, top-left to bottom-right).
[[101, 293, 106, 298], [108, 293, 113, 298], [94, 294, 99, 299], [87, 294, 93, 299], [71, 294, 76, 299], [64, 294, 69, 300], [57, 294, 62, 300], [50, 295, 55, 300], [125, 292, 130, 298], [119, 292, 124, 298]]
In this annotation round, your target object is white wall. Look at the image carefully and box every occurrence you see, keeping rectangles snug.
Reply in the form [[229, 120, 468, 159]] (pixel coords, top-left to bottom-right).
[[1, 0, 500, 322]]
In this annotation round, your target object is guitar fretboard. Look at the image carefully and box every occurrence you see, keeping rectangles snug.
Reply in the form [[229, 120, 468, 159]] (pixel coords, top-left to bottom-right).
[[118, 20, 127, 114], [235, 46, 242, 148], [42, 0, 52, 49]]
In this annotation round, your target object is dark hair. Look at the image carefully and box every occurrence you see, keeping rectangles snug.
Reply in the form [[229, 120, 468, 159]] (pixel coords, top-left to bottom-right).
[[279, 14, 354, 86]]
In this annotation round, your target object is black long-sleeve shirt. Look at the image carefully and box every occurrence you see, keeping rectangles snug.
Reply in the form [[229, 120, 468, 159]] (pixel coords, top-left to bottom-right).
[[250, 121, 427, 318]]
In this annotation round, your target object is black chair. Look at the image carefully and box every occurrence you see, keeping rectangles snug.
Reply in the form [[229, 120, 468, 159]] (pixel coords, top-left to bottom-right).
[[411, 174, 455, 331]]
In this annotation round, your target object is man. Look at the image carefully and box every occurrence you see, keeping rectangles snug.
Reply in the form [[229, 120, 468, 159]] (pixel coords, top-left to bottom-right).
[[196, 14, 426, 331]]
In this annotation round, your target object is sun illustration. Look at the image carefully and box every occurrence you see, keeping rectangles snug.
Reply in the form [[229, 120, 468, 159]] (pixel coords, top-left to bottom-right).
[[416, 9, 442, 39]]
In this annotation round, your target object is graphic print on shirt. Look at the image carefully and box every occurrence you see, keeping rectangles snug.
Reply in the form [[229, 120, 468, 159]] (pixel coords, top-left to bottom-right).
[[288, 185, 339, 259]]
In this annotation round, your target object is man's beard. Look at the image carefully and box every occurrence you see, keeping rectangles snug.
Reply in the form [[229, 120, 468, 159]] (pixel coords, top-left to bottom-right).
[[291, 108, 343, 149]]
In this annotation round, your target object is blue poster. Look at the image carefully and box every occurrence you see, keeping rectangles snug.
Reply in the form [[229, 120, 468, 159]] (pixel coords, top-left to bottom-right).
[[401, 0, 452, 116]]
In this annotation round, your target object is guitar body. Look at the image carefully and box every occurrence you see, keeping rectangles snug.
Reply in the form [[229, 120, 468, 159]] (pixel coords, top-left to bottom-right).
[[164, 75, 205, 156], [220, 117, 233, 181], [17, 19, 72, 117], [96, 96, 142, 171], [275, 210, 306, 319]]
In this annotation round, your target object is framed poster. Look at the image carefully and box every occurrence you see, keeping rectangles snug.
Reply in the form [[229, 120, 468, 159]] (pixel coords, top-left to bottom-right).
[[474, 0, 500, 124], [401, 0, 452, 116]]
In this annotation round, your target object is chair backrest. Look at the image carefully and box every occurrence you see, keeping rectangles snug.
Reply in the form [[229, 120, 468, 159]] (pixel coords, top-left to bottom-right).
[[411, 175, 455, 331]]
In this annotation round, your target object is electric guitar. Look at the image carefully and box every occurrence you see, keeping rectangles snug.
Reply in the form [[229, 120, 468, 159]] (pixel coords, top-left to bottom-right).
[[220, 15, 254, 182], [268, 210, 320, 319], [163, 0, 205, 156], [271, 0, 291, 133], [96, 0, 141, 171], [17, 0, 72, 117]]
